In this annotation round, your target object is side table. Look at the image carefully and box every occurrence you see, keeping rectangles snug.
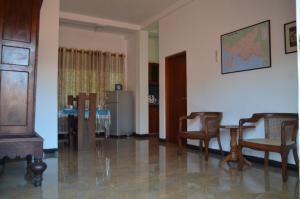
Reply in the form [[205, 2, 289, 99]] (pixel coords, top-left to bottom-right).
[[219, 125, 254, 167]]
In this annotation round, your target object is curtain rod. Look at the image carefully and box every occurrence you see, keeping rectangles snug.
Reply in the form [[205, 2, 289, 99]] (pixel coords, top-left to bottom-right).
[[59, 47, 126, 57]]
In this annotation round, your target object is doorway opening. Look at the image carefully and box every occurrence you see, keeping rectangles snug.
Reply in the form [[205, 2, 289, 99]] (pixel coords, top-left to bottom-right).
[[146, 23, 160, 139], [165, 51, 187, 143]]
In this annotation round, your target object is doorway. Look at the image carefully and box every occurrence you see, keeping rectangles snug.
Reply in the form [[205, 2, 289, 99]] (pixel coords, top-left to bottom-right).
[[165, 51, 187, 143]]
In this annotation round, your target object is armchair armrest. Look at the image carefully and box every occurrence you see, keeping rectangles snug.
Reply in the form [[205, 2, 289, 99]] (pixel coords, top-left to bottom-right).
[[281, 120, 298, 146], [239, 117, 259, 125], [238, 117, 259, 142], [179, 112, 201, 121], [178, 112, 201, 133]]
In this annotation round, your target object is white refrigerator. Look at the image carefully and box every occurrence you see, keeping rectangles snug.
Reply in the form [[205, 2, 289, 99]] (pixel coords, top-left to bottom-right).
[[105, 91, 134, 136]]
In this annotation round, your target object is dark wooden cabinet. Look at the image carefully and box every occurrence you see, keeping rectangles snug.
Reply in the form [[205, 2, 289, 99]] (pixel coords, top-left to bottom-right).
[[0, 0, 47, 187], [148, 63, 159, 136], [0, 0, 41, 134], [149, 105, 159, 135], [149, 63, 159, 85]]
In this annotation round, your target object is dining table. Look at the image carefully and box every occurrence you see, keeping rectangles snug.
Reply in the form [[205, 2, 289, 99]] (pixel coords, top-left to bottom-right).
[[59, 107, 111, 137]]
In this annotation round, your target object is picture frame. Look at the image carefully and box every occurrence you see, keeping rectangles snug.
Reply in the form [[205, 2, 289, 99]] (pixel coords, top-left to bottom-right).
[[284, 21, 297, 54], [221, 20, 271, 74]]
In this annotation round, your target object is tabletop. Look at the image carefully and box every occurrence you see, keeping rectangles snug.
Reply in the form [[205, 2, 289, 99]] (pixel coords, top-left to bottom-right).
[[219, 125, 255, 129], [58, 108, 110, 119]]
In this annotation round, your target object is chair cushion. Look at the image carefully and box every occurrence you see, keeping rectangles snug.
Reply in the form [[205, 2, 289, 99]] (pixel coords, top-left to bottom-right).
[[243, 138, 295, 146]]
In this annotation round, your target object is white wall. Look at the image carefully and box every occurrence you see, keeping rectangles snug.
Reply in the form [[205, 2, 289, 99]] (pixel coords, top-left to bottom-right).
[[159, 0, 298, 164], [296, 0, 300, 174], [59, 25, 127, 53], [59, 25, 128, 88], [127, 32, 139, 132], [149, 35, 159, 63], [138, 31, 149, 135], [126, 31, 149, 134], [35, 0, 60, 149]]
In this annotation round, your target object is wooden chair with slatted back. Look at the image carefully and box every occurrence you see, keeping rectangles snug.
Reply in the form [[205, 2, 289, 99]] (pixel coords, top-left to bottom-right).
[[178, 112, 223, 161], [239, 113, 299, 181]]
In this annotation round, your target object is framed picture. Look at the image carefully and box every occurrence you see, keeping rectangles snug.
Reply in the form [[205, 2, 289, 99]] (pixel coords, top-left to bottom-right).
[[221, 20, 271, 74], [284, 21, 297, 54]]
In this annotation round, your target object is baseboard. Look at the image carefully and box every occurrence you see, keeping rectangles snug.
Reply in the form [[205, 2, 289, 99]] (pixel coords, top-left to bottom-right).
[[96, 133, 106, 138], [132, 133, 149, 138], [43, 148, 58, 154], [159, 138, 166, 142], [149, 133, 159, 137], [186, 144, 298, 171]]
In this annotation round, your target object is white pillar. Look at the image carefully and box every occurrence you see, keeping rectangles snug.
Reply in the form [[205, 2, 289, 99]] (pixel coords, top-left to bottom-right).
[[137, 31, 149, 135], [126, 31, 149, 135]]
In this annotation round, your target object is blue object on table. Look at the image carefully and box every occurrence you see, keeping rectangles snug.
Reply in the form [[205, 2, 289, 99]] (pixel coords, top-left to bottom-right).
[[62, 108, 109, 118], [59, 107, 111, 136]]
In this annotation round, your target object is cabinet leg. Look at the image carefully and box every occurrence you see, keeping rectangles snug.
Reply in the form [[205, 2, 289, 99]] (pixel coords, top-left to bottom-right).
[[30, 158, 47, 187], [25, 155, 33, 180], [26, 155, 32, 168], [0, 158, 5, 173]]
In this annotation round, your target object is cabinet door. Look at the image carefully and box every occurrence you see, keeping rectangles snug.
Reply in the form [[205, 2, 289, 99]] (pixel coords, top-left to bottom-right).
[[149, 106, 159, 134], [0, 0, 42, 134]]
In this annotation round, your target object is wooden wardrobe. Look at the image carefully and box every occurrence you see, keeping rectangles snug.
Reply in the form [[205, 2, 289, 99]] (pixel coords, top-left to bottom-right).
[[0, 0, 47, 187]]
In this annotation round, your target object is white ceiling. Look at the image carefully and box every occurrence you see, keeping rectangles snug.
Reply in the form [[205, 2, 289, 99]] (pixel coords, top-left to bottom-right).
[[60, 0, 181, 25], [59, 19, 136, 37]]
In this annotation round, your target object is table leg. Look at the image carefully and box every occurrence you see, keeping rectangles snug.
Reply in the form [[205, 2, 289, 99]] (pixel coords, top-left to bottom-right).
[[243, 158, 252, 166], [221, 128, 251, 167]]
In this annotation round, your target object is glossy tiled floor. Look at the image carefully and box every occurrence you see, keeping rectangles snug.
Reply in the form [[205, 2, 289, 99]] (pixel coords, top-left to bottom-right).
[[0, 138, 299, 199]]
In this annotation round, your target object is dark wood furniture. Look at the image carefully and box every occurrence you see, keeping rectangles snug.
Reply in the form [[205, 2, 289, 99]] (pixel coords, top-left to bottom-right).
[[0, 0, 46, 186], [178, 112, 224, 161], [149, 63, 159, 85], [67, 93, 96, 151], [148, 63, 159, 136], [149, 105, 159, 135], [239, 113, 299, 181], [219, 125, 254, 167]]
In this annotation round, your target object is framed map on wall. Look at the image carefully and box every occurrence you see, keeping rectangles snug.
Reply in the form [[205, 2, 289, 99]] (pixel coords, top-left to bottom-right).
[[221, 20, 271, 74]]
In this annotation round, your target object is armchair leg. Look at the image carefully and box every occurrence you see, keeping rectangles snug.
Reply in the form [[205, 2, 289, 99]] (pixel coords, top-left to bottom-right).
[[217, 136, 224, 156], [199, 140, 204, 152], [238, 146, 244, 170], [177, 135, 184, 155], [293, 148, 299, 168], [280, 151, 289, 182], [204, 139, 209, 161], [264, 151, 269, 167]]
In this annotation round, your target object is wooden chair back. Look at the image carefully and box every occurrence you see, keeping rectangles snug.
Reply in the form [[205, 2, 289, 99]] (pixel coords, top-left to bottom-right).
[[67, 93, 97, 151], [67, 95, 78, 107], [77, 93, 96, 151], [252, 113, 298, 141], [199, 112, 222, 135]]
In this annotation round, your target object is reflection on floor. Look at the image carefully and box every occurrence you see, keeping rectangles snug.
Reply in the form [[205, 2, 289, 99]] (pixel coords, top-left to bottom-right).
[[0, 138, 299, 199]]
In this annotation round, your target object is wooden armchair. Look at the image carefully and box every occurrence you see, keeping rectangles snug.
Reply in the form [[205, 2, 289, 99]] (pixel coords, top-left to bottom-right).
[[178, 112, 223, 160], [239, 113, 299, 181]]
